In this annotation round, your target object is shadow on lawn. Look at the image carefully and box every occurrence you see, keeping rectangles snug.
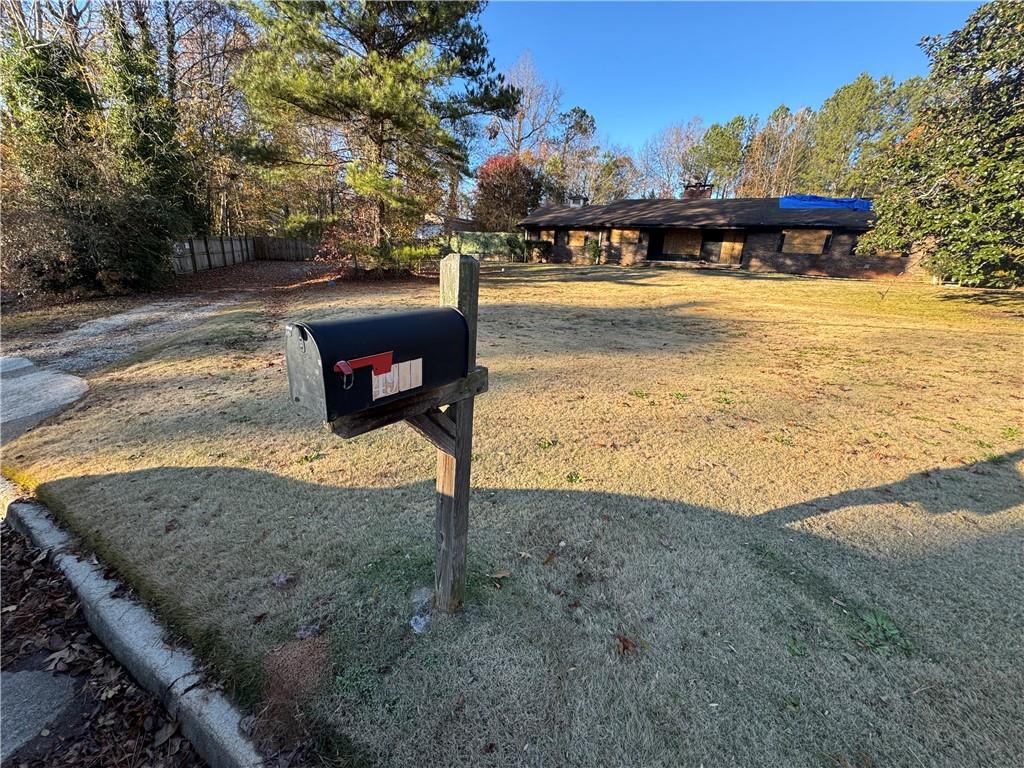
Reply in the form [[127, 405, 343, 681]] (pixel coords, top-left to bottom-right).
[[756, 449, 1024, 528], [111, 297, 730, 375], [32, 449, 1024, 765], [481, 264, 667, 288], [935, 289, 1024, 318], [481, 263, 795, 289]]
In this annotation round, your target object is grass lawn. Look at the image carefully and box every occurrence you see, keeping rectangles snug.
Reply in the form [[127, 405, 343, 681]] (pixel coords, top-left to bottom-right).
[[3, 265, 1023, 766]]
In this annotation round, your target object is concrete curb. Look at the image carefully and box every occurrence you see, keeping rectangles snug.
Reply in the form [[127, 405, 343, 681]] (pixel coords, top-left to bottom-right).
[[2, 488, 265, 768]]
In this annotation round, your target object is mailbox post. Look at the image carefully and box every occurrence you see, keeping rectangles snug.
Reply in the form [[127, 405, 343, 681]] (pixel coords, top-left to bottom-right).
[[432, 255, 476, 612], [284, 253, 486, 613]]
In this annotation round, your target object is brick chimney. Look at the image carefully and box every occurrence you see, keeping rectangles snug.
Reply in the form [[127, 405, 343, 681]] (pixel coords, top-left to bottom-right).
[[683, 183, 713, 200]]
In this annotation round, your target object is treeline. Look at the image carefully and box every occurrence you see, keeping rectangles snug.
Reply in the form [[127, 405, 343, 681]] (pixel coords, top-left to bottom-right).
[[1, 0, 515, 294], [472, 54, 923, 222], [2, 1, 1020, 291], [473, 2, 1023, 286]]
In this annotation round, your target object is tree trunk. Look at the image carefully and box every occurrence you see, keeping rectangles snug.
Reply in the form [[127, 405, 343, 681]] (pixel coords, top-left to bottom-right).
[[163, 0, 177, 114]]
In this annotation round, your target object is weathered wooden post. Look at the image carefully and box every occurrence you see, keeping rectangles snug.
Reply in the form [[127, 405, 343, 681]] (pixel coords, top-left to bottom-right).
[[432, 254, 477, 612], [284, 253, 486, 615]]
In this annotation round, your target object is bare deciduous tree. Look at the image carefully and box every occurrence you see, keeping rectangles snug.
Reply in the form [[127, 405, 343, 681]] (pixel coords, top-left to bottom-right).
[[485, 51, 562, 158], [637, 118, 708, 198]]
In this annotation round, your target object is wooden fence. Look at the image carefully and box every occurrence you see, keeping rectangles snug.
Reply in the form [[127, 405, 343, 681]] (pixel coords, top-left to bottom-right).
[[171, 236, 315, 274]]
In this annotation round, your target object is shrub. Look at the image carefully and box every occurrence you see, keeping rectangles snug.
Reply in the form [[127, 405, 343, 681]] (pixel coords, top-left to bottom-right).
[[524, 239, 552, 262]]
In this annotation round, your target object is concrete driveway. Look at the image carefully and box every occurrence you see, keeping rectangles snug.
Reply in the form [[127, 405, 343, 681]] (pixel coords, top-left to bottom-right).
[[1, 297, 232, 445]]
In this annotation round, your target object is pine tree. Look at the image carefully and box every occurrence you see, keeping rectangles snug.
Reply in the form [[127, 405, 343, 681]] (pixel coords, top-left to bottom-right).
[[239, 1, 516, 254], [695, 116, 747, 198], [806, 73, 889, 196]]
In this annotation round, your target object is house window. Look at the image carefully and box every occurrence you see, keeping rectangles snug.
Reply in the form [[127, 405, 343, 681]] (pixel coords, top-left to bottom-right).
[[780, 229, 832, 254]]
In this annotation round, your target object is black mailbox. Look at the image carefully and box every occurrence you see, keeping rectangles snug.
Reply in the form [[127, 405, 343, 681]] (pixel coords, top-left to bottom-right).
[[285, 308, 469, 422]]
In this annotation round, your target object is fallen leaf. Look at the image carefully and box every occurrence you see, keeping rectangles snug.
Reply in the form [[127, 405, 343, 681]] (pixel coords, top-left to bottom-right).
[[164, 519, 179, 534], [615, 635, 639, 655], [152, 720, 178, 748], [252, 612, 268, 625], [482, 743, 497, 754], [542, 552, 557, 566], [486, 570, 512, 579]]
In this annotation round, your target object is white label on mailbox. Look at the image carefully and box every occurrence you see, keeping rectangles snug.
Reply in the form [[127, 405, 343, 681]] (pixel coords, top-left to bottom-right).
[[372, 358, 423, 401]]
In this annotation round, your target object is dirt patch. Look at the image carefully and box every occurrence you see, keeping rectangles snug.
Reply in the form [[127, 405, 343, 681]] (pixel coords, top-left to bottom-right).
[[259, 636, 330, 745]]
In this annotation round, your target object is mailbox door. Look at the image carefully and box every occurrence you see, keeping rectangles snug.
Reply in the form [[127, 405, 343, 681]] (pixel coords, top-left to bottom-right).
[[286, 308, 469, 421]]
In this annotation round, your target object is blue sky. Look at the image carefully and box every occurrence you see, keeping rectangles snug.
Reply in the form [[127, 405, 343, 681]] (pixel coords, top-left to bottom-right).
[[479, 1, 979, 150]]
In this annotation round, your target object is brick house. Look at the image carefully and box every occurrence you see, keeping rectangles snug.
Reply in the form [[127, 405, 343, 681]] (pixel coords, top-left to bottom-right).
[[519, 197, 914, 279]]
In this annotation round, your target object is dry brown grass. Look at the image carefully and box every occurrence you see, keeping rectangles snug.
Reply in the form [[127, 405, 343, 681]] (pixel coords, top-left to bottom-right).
[[3, 264, 1023, 767]]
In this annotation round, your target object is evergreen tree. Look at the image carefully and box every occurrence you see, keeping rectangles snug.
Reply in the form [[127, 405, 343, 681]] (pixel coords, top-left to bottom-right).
[[239, 1, 516, 253], [858, 1, 1024, 286], [100, 2, 194, 287], [806, 73, 890, 196], [694, 116, 747, 198]]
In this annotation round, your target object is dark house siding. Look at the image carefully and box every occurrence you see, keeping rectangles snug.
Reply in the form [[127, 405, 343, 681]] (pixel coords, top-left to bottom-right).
[[519, 197, 917, 280]]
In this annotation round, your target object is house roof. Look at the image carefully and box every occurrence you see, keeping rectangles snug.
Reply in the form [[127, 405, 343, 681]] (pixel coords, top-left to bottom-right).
[[519, 197, 874, 230]]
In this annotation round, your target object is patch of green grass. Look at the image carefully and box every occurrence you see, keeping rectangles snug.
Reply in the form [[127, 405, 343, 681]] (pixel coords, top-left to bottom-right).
[[298, 450, 323, 464], [852, 609, 912, 657], [565, 470, 584, 484], [671, 392, 689, 402], [1000, 426, 1021, 440], [787, 637, 808, 657], [333, 663, 379, 699], [951, 421, 973, 433], [773, 433, 796, 447], [536, 437, 557, 449], [713, 393, 735, 405], [628, 389, 650, 400]]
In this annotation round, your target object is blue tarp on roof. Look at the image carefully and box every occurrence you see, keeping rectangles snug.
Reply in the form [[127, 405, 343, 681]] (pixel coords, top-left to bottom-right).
[[779, 194, 872, 212]]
